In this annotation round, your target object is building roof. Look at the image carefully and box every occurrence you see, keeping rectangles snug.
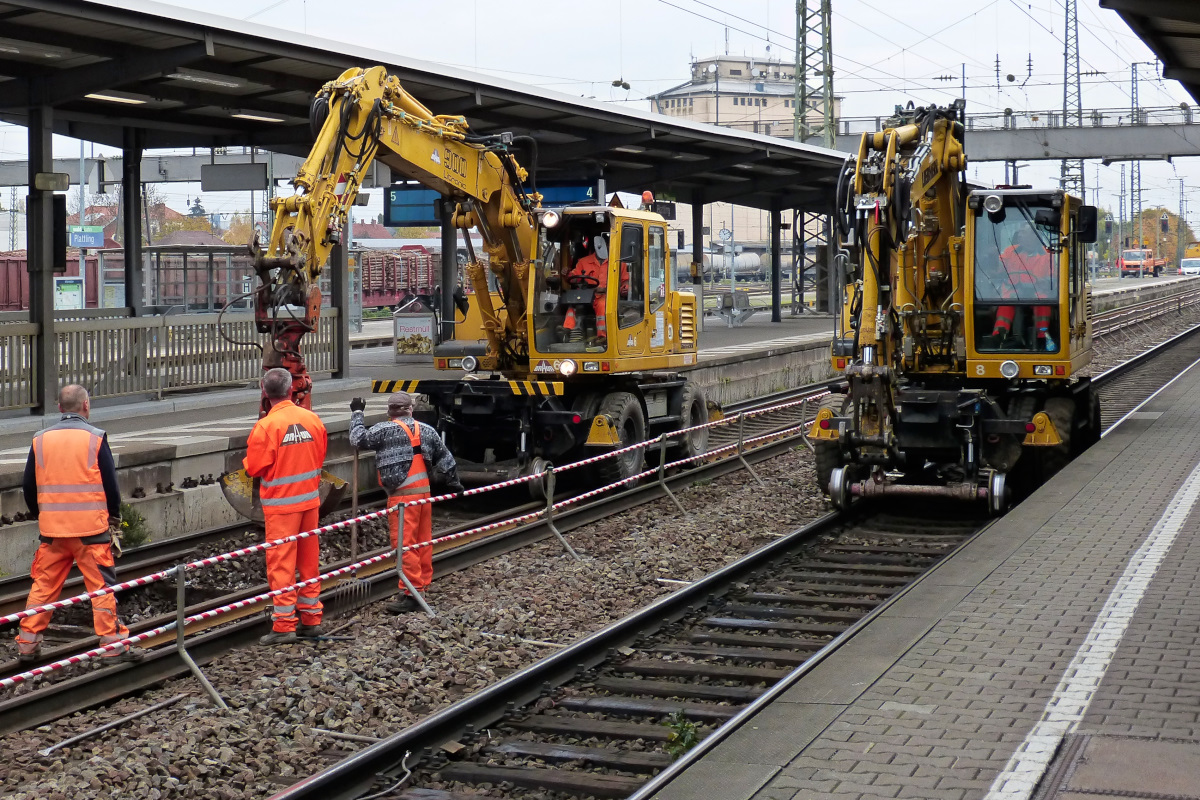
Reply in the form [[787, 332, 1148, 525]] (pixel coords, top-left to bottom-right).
[[0, 0, 845, 211], [1101, 1, 1200, 104]]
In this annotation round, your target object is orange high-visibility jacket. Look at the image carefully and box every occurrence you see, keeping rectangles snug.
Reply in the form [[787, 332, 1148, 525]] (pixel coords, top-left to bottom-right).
[[244, 400, 328, 516], [31, 418, 110, 537]]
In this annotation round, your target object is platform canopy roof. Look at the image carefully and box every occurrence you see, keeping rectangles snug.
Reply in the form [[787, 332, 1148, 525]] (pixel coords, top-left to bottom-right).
[[0, 0, 846, 211], [1102, 1, 1200, 105]]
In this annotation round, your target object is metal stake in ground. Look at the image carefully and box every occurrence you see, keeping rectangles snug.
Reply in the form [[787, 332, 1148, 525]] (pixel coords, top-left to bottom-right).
[[325, 446, 372, 617], [656, 434, 686, 514], [174, 563, 228, 709], [542, 465, 582, 561], [736, 413, 767, 487]]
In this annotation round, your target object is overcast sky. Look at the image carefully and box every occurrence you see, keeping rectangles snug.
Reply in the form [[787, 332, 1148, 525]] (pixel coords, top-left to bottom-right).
[[1, 0, 1196, 230]]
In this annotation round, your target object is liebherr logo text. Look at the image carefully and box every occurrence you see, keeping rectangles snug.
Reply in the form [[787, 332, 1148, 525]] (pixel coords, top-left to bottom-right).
[[281, 424, 315, 446], [442, 148, 468, 190]]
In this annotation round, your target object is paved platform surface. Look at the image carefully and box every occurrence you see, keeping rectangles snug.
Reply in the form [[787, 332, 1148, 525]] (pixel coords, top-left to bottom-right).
[[649, 345, 1200, 798]]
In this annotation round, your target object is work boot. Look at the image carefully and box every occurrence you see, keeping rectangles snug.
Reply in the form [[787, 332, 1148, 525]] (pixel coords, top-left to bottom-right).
[[98, 634, 144, 662], [385, 595, 420, 615], [16, 632, 42, 663], [259, 630, 298, 646], [297, 624, 325, 639]]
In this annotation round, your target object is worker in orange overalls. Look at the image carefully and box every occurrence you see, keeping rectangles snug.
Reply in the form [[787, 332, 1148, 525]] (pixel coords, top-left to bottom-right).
[[349, 391, 461, 614], [992, 225, 1058, 351], [244, 368, 329, 645], [16, 384, 142, 663], [563, 233, 628, 345]]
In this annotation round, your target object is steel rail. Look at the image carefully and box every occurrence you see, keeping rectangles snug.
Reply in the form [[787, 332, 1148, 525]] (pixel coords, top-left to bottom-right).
[[0, 406, 814, 736], [267, 506, 862, 800]]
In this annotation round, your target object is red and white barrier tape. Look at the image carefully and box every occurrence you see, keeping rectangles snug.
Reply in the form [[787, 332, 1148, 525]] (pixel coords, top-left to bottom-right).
[[2, 389, 825, 636]]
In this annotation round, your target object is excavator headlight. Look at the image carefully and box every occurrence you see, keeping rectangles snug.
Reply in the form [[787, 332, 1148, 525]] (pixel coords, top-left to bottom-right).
[[461, 355, 478, 373], [1000, 360, 1020, 379], [541, 210, 561, 228], [557, 359, 577, 377], [983, 194, 1004, 214]]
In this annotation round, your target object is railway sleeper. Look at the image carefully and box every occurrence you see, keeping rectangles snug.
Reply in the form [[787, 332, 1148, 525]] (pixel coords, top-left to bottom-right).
[[555, 694, 741, 722], [744, 590, 889, 607], [775, 569, 913, 585], [702, 616, 849, 636], [614, 659, 789, 683], [824, 544, 957, 556], [437, 763, 644, 800], [508, 716, 679, 741], [647, 644, 815, 665], [721, 602, 869, 622], [484, 741, 673, 771], [592, 676, 766, 703], [687, 631, 831, 650], [787, 558, 929, 573]]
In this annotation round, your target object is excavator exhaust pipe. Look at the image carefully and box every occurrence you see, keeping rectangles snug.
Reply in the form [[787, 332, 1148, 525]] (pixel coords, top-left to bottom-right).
[[829, 467, 1007, 516]]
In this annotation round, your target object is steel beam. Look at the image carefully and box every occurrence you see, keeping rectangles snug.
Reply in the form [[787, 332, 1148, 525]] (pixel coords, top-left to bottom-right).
[[122, 128, 144, 317], [829, 123, 1200, 162], [0, 43, 211, 109], [770, 201, 782, 323], [26, 106, 55, 414]]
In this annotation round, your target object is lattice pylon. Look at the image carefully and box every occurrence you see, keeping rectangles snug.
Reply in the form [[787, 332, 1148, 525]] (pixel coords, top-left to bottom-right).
[[1060, 0, 1084, 199], [793, 0, 834, 148]]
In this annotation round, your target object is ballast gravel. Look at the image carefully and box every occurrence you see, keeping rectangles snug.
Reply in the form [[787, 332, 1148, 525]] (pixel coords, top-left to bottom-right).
[[0, 445, 825, 800]]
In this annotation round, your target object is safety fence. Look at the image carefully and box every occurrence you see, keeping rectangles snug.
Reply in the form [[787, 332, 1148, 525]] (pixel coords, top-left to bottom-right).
[[0, 308, 339, 410], [0, 390, 828, 704]]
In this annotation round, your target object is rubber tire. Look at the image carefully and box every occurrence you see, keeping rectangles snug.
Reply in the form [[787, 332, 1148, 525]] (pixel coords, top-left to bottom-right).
[[592, 392, 647, 486], [677, 381, 709, 465], [1037, 396, 1075, 482], [814, 393, 847, 496]]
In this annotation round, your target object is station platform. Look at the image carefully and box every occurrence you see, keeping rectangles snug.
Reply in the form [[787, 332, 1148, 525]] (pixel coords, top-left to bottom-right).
[[648, 335, 1200, 798]]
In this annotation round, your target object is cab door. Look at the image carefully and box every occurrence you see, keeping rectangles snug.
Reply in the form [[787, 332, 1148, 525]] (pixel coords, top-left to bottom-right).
[[646, 224, 672, 354], [615, 221, 649, 356]]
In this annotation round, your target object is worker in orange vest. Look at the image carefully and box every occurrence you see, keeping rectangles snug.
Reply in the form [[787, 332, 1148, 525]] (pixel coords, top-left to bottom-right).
[[244, 368, 329, 645], [16, 385, 142, 663], [563, 233, 628, 346], [349, 391, 461, 614], [991, 225, 1058, 351]]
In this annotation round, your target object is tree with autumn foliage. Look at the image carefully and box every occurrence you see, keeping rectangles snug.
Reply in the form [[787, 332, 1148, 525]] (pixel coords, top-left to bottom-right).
[[222, 213, 255, 246]]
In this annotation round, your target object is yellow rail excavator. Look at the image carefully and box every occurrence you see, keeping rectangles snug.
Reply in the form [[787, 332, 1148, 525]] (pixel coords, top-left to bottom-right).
[[226, 66, 709, 508], [808, 100, 1101, 514]]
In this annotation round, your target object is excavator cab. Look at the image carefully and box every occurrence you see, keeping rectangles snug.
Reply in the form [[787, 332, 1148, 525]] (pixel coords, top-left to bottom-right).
[[529, 206, 690, 372], [965, 188, 1096, 379]]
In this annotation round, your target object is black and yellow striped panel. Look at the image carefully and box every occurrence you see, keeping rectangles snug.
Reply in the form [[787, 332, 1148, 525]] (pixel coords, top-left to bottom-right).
[[372, 379, 424, 394], [507, 380, 564, 396]]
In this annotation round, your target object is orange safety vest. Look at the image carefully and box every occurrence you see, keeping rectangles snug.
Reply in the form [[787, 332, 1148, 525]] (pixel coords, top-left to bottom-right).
[[244, 400, 328, 515], [32, 419, 109, 537], [389, 420, 430, 497]]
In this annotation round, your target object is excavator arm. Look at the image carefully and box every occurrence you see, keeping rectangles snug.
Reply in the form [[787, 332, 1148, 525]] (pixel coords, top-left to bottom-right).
[[251, 65, 541, 411]]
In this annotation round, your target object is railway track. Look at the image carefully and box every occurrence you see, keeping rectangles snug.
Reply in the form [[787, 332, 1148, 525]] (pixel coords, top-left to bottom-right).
[[269, 504, 984, 800]]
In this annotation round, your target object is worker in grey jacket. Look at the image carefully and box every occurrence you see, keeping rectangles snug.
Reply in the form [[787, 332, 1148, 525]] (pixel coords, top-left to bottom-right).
[[349, 392, 461, 613]]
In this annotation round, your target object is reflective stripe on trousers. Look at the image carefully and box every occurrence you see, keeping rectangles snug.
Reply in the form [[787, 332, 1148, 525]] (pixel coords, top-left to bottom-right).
[[264, 507, 323, 632]]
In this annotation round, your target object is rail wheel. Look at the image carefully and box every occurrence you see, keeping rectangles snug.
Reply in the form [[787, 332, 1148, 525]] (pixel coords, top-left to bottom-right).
[[814, 392, 848, 496], [676, 381, 709, 465], [592, 391, 647, 486], [988, 471, 1008, 516], [829, 466, 851, 510], [525, 456, 552, 502]]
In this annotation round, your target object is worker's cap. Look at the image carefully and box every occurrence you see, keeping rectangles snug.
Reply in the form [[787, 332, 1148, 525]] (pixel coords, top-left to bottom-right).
[[387, 391, 414, 410]]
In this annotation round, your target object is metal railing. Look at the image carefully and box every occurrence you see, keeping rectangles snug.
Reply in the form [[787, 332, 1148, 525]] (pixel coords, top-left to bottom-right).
[[0, 308, 339, 410], [838, 104, 1196, 137]]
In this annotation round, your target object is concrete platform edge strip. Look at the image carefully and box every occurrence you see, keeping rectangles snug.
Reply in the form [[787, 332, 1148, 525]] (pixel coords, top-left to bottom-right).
[[983, 458, 1200, 799], [631, 510, 1005, 800]]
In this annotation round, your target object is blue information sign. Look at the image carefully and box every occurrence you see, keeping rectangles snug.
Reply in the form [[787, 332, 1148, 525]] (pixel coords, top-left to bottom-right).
[[68, 226, 104, 249], [383, 180, 599, 228]]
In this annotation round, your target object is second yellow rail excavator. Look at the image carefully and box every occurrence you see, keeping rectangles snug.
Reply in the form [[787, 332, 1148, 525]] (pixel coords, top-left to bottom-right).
[[808, 100, 1101, 514], [230, 66, 710, 503]]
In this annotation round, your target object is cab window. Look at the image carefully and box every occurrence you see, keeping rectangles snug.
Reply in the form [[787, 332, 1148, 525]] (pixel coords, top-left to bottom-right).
[[618, 223, 645, 328], [648, 226, 667, 312], [973, 205, 1061, 354]]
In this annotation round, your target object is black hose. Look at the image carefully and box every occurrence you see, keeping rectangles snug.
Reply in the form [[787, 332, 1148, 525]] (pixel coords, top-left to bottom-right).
[[509, 135, 539, 195], [309, 94, 329, 141]]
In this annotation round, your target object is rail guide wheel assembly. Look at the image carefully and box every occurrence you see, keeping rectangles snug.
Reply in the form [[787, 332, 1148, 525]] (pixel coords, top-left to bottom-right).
[[988, 471, 1008, 517], [829, 466, 851, 511]]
